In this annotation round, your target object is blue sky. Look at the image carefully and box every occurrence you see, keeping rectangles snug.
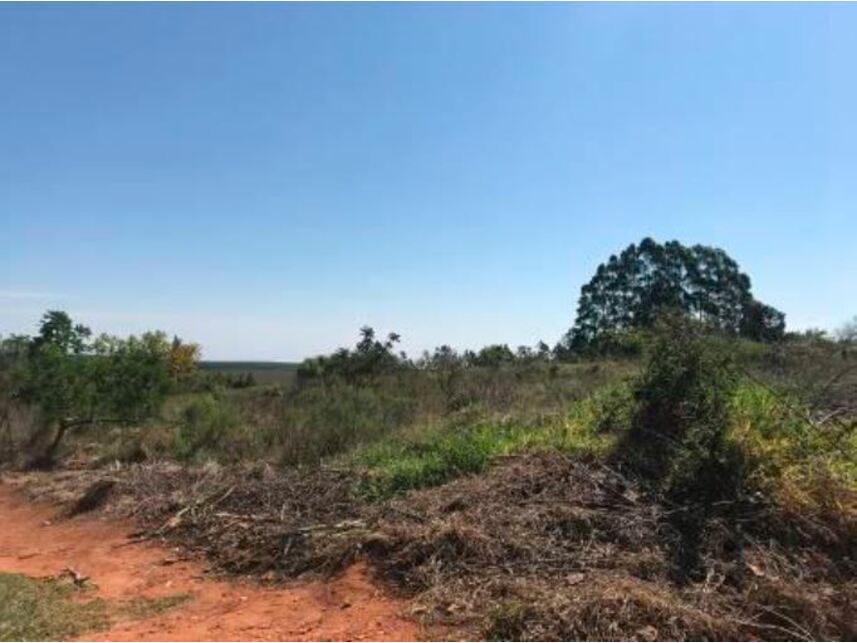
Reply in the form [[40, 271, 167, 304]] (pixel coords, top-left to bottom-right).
[[2, 3, 855, 360]]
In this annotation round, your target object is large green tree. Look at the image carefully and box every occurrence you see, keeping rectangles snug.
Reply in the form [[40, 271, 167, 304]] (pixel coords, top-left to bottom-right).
[[561, 238, 785, 353], [15, 311, 175, 464]]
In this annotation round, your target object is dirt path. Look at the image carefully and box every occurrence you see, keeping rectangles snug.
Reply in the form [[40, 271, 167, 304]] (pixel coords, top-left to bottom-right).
[[0, 484, 419, 641]]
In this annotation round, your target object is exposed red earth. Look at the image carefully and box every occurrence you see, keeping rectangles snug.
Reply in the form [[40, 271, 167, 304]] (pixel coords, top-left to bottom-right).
[[0, 484, 419, 641]]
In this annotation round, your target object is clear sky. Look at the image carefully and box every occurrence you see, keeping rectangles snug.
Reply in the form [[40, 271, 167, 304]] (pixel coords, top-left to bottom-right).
[[2, 3, 855, 360]]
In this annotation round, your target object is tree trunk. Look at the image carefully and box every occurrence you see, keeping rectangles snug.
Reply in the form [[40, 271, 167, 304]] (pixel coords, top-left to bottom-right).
[[47, 420, 69, 458], [28, 419, 70, 470]]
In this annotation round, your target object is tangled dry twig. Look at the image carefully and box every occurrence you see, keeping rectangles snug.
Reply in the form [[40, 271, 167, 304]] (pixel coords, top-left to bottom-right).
[[28, 454, 857, 641]]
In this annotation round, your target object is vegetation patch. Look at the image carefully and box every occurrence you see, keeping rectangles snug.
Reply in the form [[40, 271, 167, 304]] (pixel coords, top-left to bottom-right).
[[116, 593, 192, 620], [0, 572, 107, 641], [352, 390, 624, 499], [0, 572, 192, 642]]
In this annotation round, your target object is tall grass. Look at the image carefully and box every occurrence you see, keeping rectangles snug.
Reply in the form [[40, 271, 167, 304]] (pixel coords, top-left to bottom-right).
[[729, 381, 857, 509], [350, 384, 628, 499], [96, 360, 633, 469]]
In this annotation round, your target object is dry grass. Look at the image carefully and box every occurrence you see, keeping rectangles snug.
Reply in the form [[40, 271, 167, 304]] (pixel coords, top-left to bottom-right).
[[26, 451, 853, 641], [364, 453, 855, 640]]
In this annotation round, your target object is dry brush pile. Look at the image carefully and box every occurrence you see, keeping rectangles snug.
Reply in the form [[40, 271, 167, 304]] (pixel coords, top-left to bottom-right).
[[368, 453, 856, 640], [32, 449, 853, 642]]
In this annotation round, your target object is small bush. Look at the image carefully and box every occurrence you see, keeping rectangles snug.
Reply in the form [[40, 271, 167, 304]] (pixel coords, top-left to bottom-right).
[[275, 382, 419, 466], [611, 315, 747, 580], [618, 315, 743, 503], [585, 381, 635, 434], [171, 394, 244, 461]]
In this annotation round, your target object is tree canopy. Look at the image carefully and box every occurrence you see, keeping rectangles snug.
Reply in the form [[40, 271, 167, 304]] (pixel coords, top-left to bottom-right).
[[561, 238, 785, 353], [4, 310, 189, 465], [296, 326, 403, 385], [837, 316, 857, 343]]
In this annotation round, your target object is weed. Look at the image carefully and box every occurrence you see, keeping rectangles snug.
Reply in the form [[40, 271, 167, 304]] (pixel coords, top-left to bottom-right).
[[171, 394, 262, 462], [728, 381, 857, 548], [0, 573, 192, 642], [486, 601, 531, 641]]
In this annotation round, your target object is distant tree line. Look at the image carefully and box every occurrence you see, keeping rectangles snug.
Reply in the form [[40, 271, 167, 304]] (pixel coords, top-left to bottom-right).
[[201, 370, 257, 390], [295, 325, 557, 390], [297, 231, 829, 386]]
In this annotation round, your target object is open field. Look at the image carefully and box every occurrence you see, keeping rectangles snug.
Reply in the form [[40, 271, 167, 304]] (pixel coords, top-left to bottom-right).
[[199, 361, 299, 386]]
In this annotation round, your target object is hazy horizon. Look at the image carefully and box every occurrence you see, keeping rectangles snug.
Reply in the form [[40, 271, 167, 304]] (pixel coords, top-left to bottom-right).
[[3, 3, 855, 360]]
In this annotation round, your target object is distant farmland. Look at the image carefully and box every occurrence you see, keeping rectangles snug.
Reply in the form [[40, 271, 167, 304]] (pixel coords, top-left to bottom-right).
[[199, 361, 299, 385]]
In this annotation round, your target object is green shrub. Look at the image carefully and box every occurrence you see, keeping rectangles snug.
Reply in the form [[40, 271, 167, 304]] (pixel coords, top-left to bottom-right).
[[618, 314, 744, 504], [275, 382, 419, 466], [586, 381, 636, 434], [608, 315, 750, 579], [171, 394, 243, 461]]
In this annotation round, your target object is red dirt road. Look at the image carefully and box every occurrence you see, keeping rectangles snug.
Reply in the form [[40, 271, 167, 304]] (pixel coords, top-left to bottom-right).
[[0, 484, 419, 641]]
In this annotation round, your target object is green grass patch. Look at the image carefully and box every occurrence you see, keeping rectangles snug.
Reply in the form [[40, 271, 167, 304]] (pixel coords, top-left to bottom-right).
[[352, 385, 628, 498], [0, 573, 107, 641], [354, 421, 508, 498], [729, 381, 857, 498], [0, 572, 192, 642]]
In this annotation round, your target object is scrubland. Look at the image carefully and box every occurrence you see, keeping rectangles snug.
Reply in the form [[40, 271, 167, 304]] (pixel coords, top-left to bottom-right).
[[3, 315, 854, 640]]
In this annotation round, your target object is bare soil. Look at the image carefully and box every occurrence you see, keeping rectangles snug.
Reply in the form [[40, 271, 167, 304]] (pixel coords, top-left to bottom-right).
[[0, 483, 418, 641]]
